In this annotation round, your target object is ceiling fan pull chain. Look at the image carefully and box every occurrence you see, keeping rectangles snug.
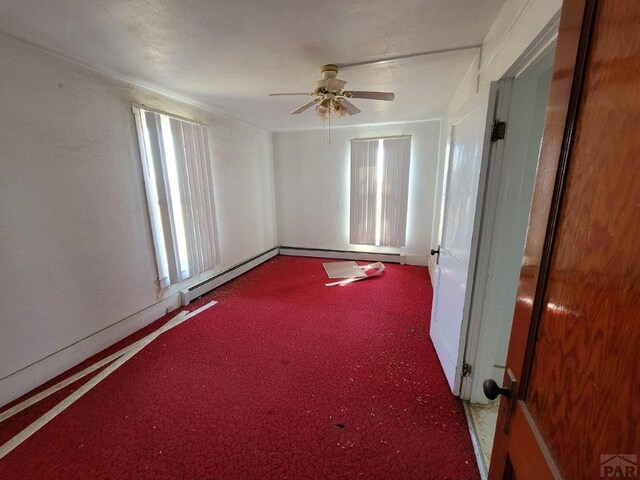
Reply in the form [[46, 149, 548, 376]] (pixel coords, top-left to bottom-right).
[[322, 120, 327, 143]]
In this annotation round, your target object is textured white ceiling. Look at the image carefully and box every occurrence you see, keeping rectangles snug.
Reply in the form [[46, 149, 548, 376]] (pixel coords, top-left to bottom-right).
[[0, 0, 505, 130]]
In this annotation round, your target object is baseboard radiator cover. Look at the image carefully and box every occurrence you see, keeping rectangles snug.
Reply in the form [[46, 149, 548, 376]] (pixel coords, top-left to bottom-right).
[[0, 246, 279, 408], [278, 246, 404, 264], [180, 247, 279, 305]]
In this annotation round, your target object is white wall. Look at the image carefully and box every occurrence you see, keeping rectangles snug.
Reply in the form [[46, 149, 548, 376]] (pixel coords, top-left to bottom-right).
[[0, 32, 277, 406], [449, 0, 562, 114], [429, 0, 562, 276], [478, 0, 561, 88], [273, 121, 441, 266]]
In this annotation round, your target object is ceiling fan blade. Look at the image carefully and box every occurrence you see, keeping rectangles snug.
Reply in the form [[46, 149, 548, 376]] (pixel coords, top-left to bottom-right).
[[347, 91, 395, 101], [291, 99, 319, 114], [269, 93, 311, 96], [340, 99, 361, 115]]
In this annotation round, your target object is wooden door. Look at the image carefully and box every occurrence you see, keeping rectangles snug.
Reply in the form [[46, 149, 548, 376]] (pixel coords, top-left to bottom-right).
[[489, 0, 640, 478]]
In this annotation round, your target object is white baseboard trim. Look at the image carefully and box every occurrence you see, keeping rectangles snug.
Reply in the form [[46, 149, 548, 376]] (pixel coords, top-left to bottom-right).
[[0, 296, 179, 408], [405, 254, 429, 266], [180, 247, 279, 305], [427, 256, 438, 286], [0, 247, 278, 409], [279, 246, 403, 264], [463, 400, 489, 480]]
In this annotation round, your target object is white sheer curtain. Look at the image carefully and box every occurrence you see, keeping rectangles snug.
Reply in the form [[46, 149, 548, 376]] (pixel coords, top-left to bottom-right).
[[350, 139, 379, 245], [380, 136, 411, 247], [133, 107, 220, 288], [349, 136, 411, 248]]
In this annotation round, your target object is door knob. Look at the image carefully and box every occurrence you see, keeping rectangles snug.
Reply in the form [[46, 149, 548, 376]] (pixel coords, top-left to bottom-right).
[[484, 371, 518, 434], [483, 378, 512, 400], [430, 247, 440, 256]]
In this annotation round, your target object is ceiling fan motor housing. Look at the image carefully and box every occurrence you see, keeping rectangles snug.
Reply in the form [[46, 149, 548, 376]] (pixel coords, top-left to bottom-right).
[[315, 65, 344, 95], [320, 64, 339, 79]]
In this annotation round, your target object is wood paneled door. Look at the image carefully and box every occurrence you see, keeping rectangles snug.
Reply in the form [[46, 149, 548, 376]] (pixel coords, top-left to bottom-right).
[[488, 0, 640, 478]]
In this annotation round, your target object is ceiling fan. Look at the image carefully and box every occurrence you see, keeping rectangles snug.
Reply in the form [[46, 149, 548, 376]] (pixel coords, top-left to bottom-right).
[[269, 64, 395, 121]]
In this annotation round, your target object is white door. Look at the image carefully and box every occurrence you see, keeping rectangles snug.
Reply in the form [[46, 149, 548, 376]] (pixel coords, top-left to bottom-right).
[[430, 84, 497, 394]]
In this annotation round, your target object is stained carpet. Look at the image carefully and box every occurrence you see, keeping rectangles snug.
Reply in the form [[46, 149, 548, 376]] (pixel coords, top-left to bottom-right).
[[0, 256, 479, 479]]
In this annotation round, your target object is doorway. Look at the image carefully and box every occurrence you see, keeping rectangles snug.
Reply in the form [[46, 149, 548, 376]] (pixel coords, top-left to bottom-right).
[[462, 44, 556, 474]]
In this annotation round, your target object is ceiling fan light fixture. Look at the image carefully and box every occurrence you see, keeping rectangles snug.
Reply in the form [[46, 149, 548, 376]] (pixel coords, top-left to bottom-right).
[[271, 64, 395, 124], [333, 100, 346, 117], [315, 105, 330, 121]]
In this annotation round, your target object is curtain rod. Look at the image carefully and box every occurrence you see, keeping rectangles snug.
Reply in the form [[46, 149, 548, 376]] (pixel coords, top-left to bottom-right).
[[350, 135, 412, 142], [130, 103, 207, 126]]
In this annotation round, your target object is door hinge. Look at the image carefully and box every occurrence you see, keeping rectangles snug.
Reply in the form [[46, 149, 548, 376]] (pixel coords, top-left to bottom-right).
[[462, 362, 473, 377], [490, 120, 507, 142]]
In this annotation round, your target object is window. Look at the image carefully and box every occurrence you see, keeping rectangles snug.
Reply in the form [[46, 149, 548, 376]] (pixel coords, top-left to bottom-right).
[[133, 107, 220, 288], [350, 136, 411, 247]]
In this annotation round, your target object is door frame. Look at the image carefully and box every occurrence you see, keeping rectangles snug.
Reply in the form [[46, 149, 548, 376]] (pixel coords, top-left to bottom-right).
[[461, 31, 560, 403], [460, 10, 560, 402], [458, 76, 513, 402]]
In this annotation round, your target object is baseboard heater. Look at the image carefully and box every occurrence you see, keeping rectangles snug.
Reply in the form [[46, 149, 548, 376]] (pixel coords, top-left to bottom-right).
[[180, 247, 279, 306], [278, 246, 404, 264]]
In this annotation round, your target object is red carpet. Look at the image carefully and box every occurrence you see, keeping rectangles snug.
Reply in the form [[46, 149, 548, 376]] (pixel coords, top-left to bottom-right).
[[0, 256, 479, 479]]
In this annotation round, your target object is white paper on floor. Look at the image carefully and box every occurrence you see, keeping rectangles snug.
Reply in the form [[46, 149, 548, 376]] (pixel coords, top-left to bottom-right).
[[322, 261, 368, 279], [325, 262, 385, 287]]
